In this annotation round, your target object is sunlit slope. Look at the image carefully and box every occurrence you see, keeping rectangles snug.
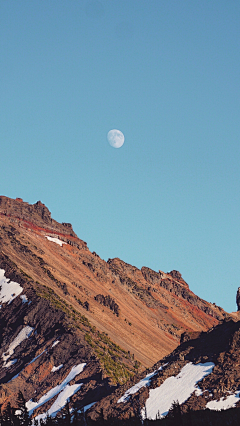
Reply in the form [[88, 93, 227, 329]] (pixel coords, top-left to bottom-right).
[[0, 196, 230, 368]]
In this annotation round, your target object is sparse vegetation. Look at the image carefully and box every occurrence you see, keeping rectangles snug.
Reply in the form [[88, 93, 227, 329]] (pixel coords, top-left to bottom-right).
[[73, 295, 89, 310], [19, 269, 33, 280], [35, 282, 139, 384]]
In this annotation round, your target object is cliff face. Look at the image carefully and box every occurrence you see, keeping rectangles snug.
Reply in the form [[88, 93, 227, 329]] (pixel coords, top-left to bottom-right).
[[0, 196, 233, 419]]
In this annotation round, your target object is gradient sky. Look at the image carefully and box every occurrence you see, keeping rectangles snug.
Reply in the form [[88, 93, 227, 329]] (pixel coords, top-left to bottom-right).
[[1, 1, 240, 312]]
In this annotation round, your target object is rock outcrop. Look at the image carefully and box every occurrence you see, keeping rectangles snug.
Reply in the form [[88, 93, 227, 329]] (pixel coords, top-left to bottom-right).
[[0, 196, 77, 238], [236, 287, 240, 311]]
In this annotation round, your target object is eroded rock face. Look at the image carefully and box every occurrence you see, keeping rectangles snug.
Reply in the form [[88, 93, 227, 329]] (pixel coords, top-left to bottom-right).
[[169, 270, 183, 281], [236, 287, 240, 311], [0, 196, 77, 238]]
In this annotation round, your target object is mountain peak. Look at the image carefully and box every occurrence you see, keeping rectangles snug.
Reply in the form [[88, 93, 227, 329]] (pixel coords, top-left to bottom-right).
[[0, 195, 77, 238]]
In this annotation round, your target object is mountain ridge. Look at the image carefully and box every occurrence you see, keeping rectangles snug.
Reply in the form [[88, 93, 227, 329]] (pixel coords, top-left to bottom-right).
[[0, 195, 235, 419]]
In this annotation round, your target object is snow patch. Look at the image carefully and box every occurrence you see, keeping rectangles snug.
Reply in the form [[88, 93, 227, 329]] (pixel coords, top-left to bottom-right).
[[27, 363, 86, 416], [0, 269, 23, 305], [206, 391, 240, 411], [143, 362, 215, 420], [35, 384, 83, 422], [4, 359, 17, 368], [2, 326, 34, 365], [118, 364, 168, 404], [51, 364, 63, 373], [20, 295, 28, 304], [45, 236, 66, 247], [194, 386, 203, 396]]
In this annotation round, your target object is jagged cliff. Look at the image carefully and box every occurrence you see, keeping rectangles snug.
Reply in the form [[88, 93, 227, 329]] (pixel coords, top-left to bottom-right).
[[0, 196, 233, 419]]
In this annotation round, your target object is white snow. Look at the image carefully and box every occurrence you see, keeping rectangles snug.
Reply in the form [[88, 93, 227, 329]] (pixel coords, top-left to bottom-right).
[[118, 364, 168, 404], [4, 359, 17, 368], [52, 340, 60, 348], [143, 362, 215, 420], [194, 386, 203, 396], [206, 391, 240, 411], [27, 363, 86, 416], [20, 294, 28, 303], [45, 236, 66, 247], [0, 269, 23, 305], [35, 383, 83, 422], [2, 326, 34, 365], [51, 364, 63, 373]]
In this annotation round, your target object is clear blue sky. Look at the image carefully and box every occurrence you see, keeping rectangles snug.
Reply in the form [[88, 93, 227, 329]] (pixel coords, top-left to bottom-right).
[[1, 1, 239, 312]]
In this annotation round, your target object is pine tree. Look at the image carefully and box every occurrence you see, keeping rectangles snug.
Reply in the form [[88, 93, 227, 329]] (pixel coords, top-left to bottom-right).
[[44, 413, 56, 426], [2, 402, 15, 426], [0, 405, 3, 426], [71, 408, 79, 426], [39, 418, 45, 426], [167, 400, 182, 426], [62, 400, 71, 426], [15, 391, 31, 426], [33, 417, 39, 426]]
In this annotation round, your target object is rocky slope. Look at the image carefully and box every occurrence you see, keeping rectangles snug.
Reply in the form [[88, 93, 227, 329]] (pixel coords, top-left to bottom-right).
[[0, 196, 233, 419], [87, 318, 240, 422]]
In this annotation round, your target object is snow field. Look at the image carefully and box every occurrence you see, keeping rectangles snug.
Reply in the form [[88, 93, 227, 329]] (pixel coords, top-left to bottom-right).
[[206, 391, 240, 411], [0, 269, 23, 305], [118, 364, 168, 403], [51, 364, 63, 373], [27, 363, 86, 416], [45, 236, 66, 247], [143, 362, 215, 420], [2, 326, 34, 365], [35, 384, 83, 422]]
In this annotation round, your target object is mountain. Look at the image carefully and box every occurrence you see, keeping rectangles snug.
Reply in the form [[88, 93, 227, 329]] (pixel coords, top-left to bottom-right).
[[87, 318, 240, 423], [0, 196, 233, 419]]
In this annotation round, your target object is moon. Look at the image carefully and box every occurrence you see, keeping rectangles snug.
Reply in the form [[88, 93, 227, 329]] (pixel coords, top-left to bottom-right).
[[107, 129, 125, 148]]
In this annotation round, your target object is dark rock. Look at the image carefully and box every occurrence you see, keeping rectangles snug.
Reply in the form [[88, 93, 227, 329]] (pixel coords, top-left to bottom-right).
[[0, 196, 77, 238], [169, 270, 182, 280], [236, 287, 240, 311], [94, 294, 120, 316]]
